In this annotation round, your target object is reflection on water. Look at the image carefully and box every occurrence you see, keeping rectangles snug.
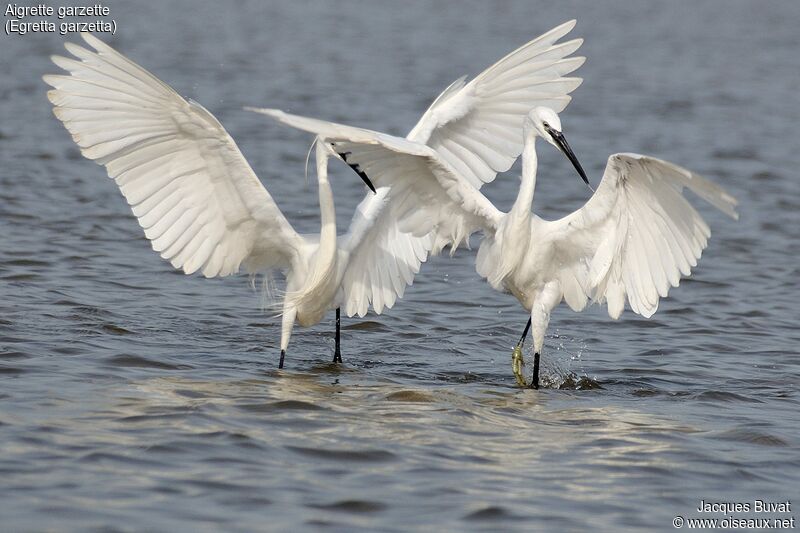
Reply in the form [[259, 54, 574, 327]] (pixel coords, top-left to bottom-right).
[[58, 369, 694, 518], [1, 0, 799, 530]]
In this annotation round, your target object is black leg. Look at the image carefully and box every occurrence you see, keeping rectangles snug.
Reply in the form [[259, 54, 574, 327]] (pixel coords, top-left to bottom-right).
[[531, 352, 540, 389], [333, 307, 342, 363], [279, 349, 286, 369], [517, 318, 532, 348]]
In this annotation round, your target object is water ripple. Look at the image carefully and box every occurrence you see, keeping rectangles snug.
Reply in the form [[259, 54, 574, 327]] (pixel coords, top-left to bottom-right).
[[1, 2, 798, 531]]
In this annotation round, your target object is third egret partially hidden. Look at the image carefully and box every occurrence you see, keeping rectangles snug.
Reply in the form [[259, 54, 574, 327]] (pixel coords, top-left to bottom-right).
[[251, 105, 739, 388]]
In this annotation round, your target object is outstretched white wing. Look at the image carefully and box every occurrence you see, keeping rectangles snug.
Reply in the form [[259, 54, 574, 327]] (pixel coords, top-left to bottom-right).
[[45, 33, 305, 278], [535, 154, 739, 318], [408, 20, 584, 189], [251, 108, 502, 251], [333, 20, 585, 315]]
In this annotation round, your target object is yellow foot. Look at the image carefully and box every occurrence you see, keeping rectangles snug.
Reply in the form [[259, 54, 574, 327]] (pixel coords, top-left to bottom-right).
[[511, 345, 527, 387]]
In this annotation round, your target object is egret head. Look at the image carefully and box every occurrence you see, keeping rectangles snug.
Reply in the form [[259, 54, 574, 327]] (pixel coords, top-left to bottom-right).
[[525, 107, 591, 188], [525, 106, 562, 141]]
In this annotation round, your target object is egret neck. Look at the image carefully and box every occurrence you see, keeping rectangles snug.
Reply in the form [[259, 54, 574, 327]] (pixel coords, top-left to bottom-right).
[[494, 123, 539, 286], [511, 122, 539, 224], [294, 142, 340, 327]]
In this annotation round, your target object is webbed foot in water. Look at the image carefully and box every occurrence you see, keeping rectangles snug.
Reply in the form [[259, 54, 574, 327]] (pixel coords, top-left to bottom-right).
[[511, 345, 541, 389], [511, 345, 527, 387]]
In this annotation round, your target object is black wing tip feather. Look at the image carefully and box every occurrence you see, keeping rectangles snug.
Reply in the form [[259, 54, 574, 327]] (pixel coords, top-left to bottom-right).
[[338, 151, 376, 193]]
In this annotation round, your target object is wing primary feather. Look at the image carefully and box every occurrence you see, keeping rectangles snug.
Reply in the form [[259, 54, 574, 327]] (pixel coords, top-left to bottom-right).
[[47, 35, 305, 279]]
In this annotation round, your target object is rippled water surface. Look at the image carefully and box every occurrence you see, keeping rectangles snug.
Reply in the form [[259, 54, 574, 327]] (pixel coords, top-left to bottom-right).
[[2, 1, 799, 530]]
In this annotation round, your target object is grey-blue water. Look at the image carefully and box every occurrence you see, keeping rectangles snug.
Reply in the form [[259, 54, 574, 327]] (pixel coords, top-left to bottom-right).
[[1, 1, 798, 531]]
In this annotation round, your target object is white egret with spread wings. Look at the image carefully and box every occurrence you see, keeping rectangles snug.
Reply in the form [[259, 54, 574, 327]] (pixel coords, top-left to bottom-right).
[[44, 22, 584, 368], [251, 105, 739, 388]]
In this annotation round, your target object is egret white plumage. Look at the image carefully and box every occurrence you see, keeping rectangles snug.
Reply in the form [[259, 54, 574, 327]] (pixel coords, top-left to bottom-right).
[[44, 22, 584, 368], [44, 34, 385, 367], [250, 105, 739, 388]]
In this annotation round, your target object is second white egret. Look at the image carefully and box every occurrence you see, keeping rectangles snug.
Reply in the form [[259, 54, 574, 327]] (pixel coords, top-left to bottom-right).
[[251, 106, 739, 388]]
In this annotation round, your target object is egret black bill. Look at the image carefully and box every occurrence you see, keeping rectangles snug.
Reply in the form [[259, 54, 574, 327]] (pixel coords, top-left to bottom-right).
[[544, 123, 591, 189]]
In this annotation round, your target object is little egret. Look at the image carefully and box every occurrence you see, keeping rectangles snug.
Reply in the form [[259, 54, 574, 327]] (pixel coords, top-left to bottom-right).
[[44, 34, 385, 367], [250, 106, 739, 388], [44, 22, 584, 368]]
